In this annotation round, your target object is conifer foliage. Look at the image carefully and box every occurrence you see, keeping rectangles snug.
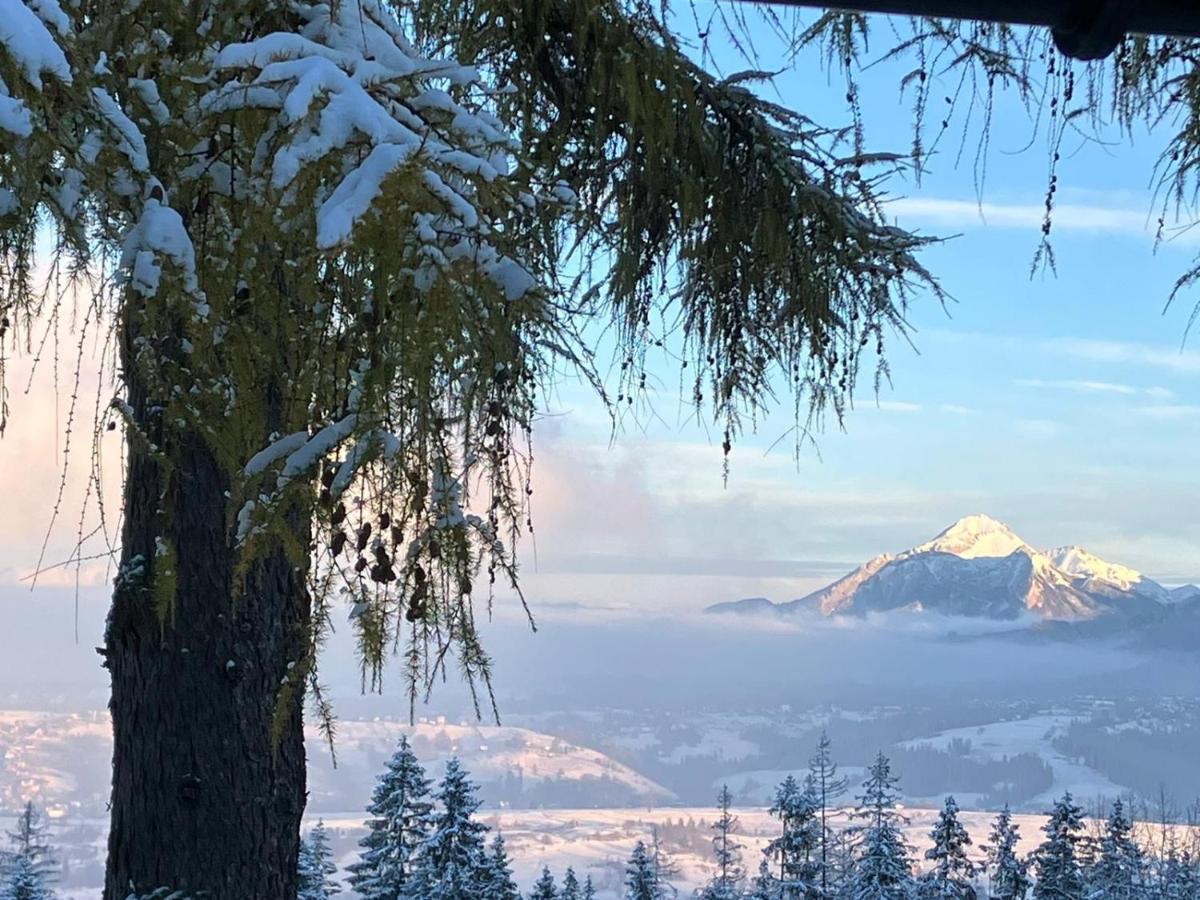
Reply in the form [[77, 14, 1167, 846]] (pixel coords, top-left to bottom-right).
[[530, 866, 559, 900], [406, 758, 492, 900], [766, 775, 820, 897], [847, 753, 914, 900], [1, 803, 57, 900], [348, 736, 434, 899], [982, 805, 1030, 900], [1033, 792, 1087, 900], [702, 785, 746, 900], [810, 731, 850, 897], [625, 840, 668, 900], [919, 796, 975, 899], [1087, 799, 1144, 900], [297, 820, 340, 900], [561, 867, 582, 900], [0, 856, 53, 900], [480, 834, 521, 900]]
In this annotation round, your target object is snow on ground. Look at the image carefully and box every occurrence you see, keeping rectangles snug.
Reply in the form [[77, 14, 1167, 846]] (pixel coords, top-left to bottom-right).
[[900, 714, 1128, 805], [658, 727, 758, 765], [719, 766, 868, 805]]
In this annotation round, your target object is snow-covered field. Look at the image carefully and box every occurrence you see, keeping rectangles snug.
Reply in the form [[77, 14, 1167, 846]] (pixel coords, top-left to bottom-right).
[[900, 714, 1127, 805]]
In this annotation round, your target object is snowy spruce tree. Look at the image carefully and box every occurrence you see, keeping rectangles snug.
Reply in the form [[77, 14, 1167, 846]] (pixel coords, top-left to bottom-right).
[[405, 758, 491, 900], [809, 730, 849, 896], [1156, 850, 1200, 900], [582, 874, 598, 900], [847, 753, 914, 900], [1033, 793, 1087, 900], [625, 841, 662, 900], [562, 867, 583, 900], [478, 834, 521, 900], [0, 0, 945, 891], [650, 829, 679, 899], [297, 820, 341, 900], [919, 796, 975, 899], [6, 804, 56, 888], [746, 859, 779, 900], [530, 866, 559, 900], [766, 775, 820, 897], [982, 805, 1030, 900], [1086, 799, 1144, 900], [0, 854, 54, 900], [348, 737, 433, 899], [700, 785, 745, 900]]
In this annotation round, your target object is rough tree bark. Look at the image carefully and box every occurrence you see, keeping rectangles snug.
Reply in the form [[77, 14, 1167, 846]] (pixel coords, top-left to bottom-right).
[[103, 332, 310, 899]]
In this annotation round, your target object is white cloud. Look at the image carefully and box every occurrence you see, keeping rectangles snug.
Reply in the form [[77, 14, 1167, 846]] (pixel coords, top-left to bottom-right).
[[1014, 378, 1176, 399], [874, 400, 922, 413], [1047, 337, 1200, 374], [889, 196, 1200, 247], [1016, 378, 1138, 395], [939, 404, 980, 416]]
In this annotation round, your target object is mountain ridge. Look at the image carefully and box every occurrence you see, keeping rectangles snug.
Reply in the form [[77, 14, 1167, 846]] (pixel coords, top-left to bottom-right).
[[707, 515, 1192, 625]]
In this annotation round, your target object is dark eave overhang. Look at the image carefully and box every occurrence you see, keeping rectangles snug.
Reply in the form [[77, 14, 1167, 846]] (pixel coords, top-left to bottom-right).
[[750, 1, 1199, 59]]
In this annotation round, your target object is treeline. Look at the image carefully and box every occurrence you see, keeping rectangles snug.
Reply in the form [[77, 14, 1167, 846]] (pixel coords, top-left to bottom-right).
[[304, 733, 1200, 899], [1054, 717, 1200, 805], [677, 733, 1200, 900], [0, 802, 58, 899]]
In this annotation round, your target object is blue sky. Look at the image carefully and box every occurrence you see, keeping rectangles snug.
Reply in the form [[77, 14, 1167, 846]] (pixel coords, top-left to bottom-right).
[[511, 11, 1200, 610]]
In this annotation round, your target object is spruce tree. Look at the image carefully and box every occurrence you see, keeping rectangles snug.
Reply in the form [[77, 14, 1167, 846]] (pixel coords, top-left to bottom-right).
[[847, 752, 914, 900], [562, 867, 582, 900], [0, 854, 53, 900], [982, 805, 1030, 900], [746, 859, 778, 900], [1158, 850, 1200, 900], [7, 804, 56, 887], [582, 874, 598, 900], [625, 841, 658, 900], [298, 820, 341, 900], [766, 775, 820, 898], [405, 758, 491, 900], [348, 737, 434, 899], [1087, 799, 1144, 900], [701, 785, 745, 900], [809, 730, 849, 897], [649, 829, 679, 899], [479, 834, 520, 900], [919, 796, 975, 899], [530, 866, 559, 900], [1033, 793, 1087, 900]]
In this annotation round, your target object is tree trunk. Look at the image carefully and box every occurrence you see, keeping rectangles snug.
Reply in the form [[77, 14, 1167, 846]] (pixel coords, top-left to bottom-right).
[[103, 368, 309, 899]]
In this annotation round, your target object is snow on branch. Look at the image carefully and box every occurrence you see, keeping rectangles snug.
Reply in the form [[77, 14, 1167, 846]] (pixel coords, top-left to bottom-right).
[[203, 0, 534, 298], [119, 194, 203, 301], [0, 0, 71, 136]]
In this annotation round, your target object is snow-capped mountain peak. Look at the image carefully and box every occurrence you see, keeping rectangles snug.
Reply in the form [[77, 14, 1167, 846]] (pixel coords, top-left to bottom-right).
[[1047, 545, 1168, 601], [908, 514, 1033, 560], [1047, 546, 1143, 589], [707, 514, 1186, 624]]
